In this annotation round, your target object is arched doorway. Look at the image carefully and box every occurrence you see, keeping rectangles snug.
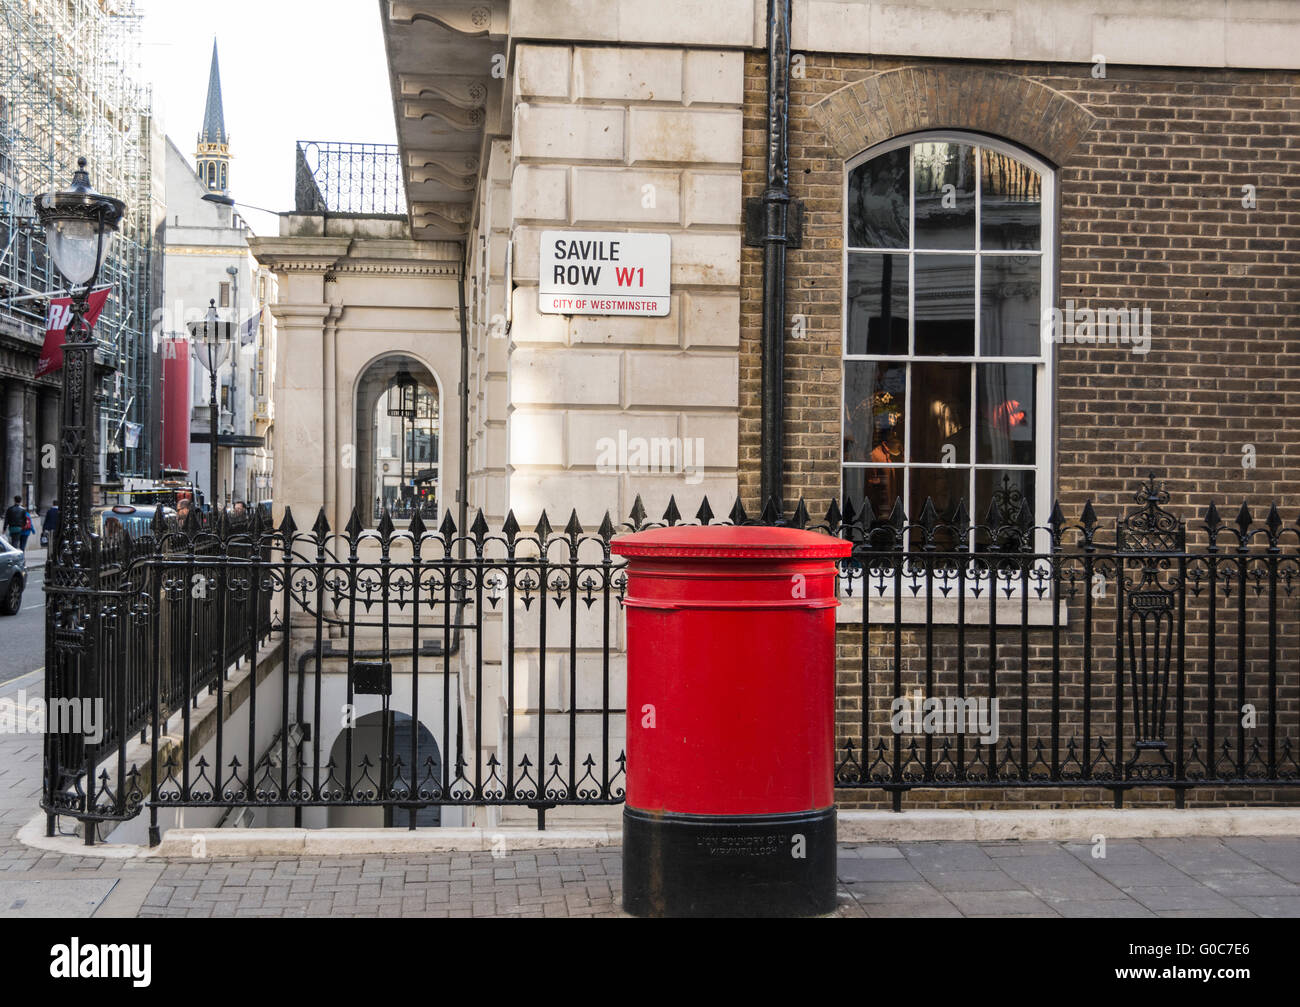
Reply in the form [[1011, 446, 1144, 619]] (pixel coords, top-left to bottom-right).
[[354, 354, 441, 527], [327, 710, 443, 828]]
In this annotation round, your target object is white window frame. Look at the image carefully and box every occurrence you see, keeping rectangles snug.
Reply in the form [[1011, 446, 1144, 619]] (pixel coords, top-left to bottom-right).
[[841, 131, 1055, 549], [838, 133, 1057, 619]]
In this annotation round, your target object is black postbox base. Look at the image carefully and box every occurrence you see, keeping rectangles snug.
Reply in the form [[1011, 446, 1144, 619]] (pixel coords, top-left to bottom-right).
[[622, 805, 837, 917]]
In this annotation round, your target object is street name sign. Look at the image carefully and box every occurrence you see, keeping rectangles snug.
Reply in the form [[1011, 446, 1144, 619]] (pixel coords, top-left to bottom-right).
[[539, 230, 671, 316]]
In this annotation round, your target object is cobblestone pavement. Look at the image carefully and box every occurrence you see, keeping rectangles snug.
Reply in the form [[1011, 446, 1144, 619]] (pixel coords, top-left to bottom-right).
[[3, 675, 1299, 918]]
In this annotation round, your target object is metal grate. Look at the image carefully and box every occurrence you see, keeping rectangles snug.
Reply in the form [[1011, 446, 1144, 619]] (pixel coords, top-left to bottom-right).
[[295, 140, 406, 216]]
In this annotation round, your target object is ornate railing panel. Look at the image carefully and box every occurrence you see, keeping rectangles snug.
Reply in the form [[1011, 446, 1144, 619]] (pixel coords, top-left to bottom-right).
[[42, 475, 1300, 843], [294, 140, 406, 215]]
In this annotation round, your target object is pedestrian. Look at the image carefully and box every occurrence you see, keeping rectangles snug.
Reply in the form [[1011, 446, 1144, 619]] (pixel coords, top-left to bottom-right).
[[20, 511, 33, 551], [41, 499, 59, 549], [4, 496, 28, 551]]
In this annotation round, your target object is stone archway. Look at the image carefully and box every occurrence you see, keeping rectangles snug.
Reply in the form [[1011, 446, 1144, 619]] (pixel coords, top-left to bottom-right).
[[326, 710, 443, 828], [354, 354, 442, 527]]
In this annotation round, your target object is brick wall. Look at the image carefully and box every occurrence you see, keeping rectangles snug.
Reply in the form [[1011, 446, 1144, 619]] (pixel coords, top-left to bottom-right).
[[740, 54, 1300, 525], [740, 54, 1300, 807]]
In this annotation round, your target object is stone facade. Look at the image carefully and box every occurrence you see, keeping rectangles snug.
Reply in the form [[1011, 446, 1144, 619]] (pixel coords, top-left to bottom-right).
[[162, 137, 275, 508], [249, 217, 463, 537], [498, 42, 746, 528], [0, 317, 59, 513]]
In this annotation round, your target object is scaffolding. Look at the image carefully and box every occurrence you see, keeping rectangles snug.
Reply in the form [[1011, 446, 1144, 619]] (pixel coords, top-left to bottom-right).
[[0, 0, 157, 478]]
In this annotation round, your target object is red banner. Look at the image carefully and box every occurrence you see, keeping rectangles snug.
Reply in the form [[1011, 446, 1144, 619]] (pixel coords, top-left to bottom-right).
[[36, 287, 111, 377]]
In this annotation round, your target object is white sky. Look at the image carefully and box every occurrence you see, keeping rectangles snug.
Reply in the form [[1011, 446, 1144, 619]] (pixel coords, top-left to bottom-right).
[[137, 0, 397, 235]]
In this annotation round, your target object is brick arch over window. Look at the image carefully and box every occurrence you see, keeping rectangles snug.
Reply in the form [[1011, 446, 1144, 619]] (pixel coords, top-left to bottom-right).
[[810, 66, 1096, 166]]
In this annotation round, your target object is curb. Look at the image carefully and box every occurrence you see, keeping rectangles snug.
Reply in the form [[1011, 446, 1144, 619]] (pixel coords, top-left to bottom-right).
[[152, 826, 621, 857], [16, 812, 147, 860], [14, 812, 621, 858], [836, 808, 1300, 842], [18, 806, 1300, 858]]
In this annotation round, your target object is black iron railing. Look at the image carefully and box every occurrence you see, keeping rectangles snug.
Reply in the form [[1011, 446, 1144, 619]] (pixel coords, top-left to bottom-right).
[[830, 475, 1300, 809], [294, 140, 406, 216], [42, 475, 1300, 843], [44, 515, 275, 832]]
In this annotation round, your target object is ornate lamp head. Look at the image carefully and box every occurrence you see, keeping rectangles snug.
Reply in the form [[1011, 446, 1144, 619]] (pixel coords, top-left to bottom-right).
[[188, 299, 233, 373], [387, 364, 417, 418], [35, 157, 125, 288]]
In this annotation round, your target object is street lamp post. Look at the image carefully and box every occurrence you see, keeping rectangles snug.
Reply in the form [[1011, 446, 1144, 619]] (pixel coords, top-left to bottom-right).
[[387, 364, 416, 519], [35, 157, 124, 839], [225, 264, 239, 503], [188, 299, 232, 521]]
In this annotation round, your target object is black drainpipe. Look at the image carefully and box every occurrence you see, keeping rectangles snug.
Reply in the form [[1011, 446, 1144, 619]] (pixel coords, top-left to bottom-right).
[[746, 0, 802, 515]]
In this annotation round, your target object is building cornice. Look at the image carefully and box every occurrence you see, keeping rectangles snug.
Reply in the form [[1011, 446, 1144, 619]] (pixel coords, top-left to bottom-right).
[[165, 246, 255, 256], [248, 237, 353, 274], [267, 302, 332, 323], [332, 261, 460, 277], [249, 235, 461, 276]]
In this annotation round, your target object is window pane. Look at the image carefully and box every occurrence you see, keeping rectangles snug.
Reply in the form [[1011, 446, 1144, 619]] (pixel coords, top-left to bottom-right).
[[976, 363, 1035, 465], [975, 469, 1035, 554], [844, 466, 904, 521], [980, 148, 1041, 251], [914, 254, 974, 355], [914, 141, 975, 249], [843, 139, 1052, 546], [847, 147, 909, 249], [909, 361, 970, 463], [847, 253, 908, 354], [976, 469, 1035, 525], [843, 361, 905, 464], [980, 256, 1041, 357], [910, 466, 968, 541]]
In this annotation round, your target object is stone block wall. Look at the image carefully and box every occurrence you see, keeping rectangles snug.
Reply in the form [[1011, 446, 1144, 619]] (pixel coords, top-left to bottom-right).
[[506, 42, 747, 527]]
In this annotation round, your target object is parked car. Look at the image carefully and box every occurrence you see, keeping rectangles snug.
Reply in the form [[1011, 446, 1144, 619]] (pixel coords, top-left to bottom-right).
[[0, 535, 25, 615], [90, 503, 176, 540]]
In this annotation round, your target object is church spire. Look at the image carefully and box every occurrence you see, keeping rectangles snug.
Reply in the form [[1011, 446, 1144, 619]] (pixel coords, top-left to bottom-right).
[[200, 39, 227, 146], [195, 37, 232, 200]]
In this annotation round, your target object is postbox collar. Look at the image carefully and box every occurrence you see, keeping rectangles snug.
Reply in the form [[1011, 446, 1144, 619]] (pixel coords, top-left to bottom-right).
[[610, 525, 852, 559]]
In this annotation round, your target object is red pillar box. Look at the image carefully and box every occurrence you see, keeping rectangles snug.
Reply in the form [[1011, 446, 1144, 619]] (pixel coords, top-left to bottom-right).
[[610, 525, 852, 917]]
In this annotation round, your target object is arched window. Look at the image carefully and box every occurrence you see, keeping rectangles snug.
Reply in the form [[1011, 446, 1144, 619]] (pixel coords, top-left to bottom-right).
[[207, 162, 215, 187], [355, 355, 440, 526], [219, 163, 226, 190], [842, 133, 1052, 540]]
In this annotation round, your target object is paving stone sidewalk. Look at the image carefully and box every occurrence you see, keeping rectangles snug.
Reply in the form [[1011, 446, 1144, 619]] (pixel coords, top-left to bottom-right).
[[122, 834, 1299, 918], [2, 675, 1298, 918]]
